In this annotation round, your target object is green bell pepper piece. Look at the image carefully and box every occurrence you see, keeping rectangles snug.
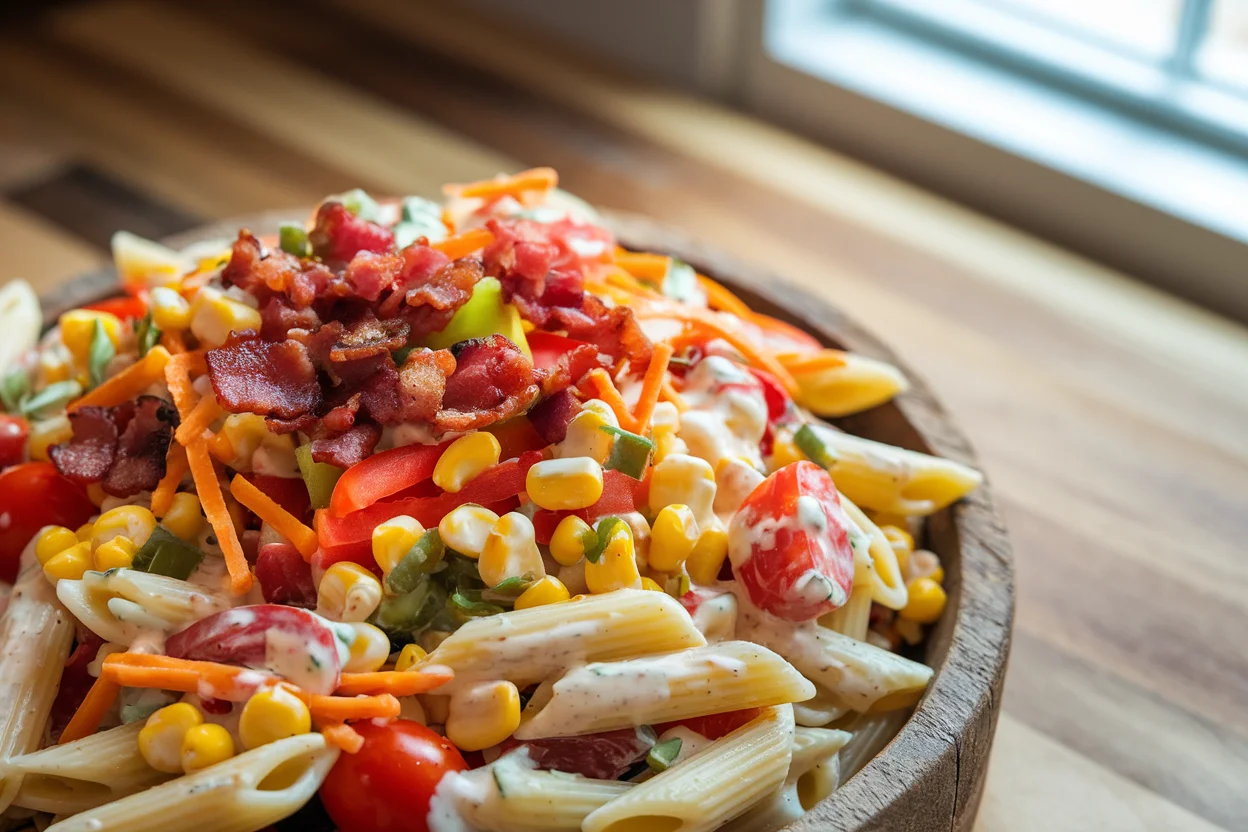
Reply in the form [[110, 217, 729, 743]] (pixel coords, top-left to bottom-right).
[[386, 529, 447, 595], [279, 223, 311, 257], [794, 423, 838, 471], [131, 527, 204, 580], [295, 444, 345, 510], [601, 425, 654, 480], [422, 277, 532, 359]]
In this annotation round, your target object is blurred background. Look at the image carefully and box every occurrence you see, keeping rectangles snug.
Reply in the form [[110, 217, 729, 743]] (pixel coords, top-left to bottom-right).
[[2, 2, 1246, 831]]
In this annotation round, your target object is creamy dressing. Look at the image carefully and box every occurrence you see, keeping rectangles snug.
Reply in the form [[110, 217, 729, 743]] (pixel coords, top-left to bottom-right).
[[264, 626, 338, 694], [691, 591, 738, 642], [656, 725, 713, 767], [676, 356, 768, 474]]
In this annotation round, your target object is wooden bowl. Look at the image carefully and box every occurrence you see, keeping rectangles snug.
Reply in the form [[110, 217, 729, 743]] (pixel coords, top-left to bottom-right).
[[44, 211, 1014, 832]]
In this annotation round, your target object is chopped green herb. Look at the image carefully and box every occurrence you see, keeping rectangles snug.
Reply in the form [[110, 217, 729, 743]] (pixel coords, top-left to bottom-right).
[[601, 425, 654, 480], [646, 737, 682, 772], [295, 444, 344, 509], [386, 529, 447, 595], [448, 590, 505, 622], [87, 319, 116, 389], [279, 223, 312, 258], [585, 516, 629, 564], [0, 369, 29, 413], [19, 380, 82, 419], [793, 423, 836, 470], [487, 575, 531, 597], [131, 527, 204, 580], [134, 310, 162, 358]]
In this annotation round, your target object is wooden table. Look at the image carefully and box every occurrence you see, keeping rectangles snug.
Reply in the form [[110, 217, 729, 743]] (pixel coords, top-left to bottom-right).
[[2, 2, 1245, 830]]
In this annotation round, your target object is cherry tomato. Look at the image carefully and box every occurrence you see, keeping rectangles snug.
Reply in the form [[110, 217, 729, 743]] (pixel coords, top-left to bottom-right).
[[728, 461, 855, 621], [656, 707, 762, 741], [0, 415, 29, 469], [319, 720, 468, 832], [0, 463, 96, 582]]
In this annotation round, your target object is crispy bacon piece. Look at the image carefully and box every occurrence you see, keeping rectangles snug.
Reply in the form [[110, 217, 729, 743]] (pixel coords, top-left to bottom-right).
[[206, 336, 322, 419], [527, 389, 580, 445], [399, 258, 484, 340], [223, 231, 331, 308], [359, 349, 455, 425], [436, 335, 539, 433], [537, 342, 600, 397], [329, 318, 410, 362], [49, 396, 178, 497], [260, 296, 320, 340], [49, 407, 116, 484], [309, 201, 395, 263], [310, 422, 382, 468], [550, 294, 652, 372], [344, 250, 401, 302], [322, 392, 362, 434]]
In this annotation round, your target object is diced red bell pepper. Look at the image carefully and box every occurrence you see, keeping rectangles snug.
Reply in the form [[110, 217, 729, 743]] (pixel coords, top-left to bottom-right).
[[526, 331, 595, 371], [243, 473, 312, 520], [485, 416, 547, 460], [83, 295, 149, 320], [747, 368, 792, 424], [328, 441, 451, 517]]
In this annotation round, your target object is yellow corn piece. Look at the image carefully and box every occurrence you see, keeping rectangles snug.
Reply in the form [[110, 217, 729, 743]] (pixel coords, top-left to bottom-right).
[[238, 686, 311, 750], [898, 577, 947, 624], [343, 622, 392, 673], [549, 515, 594, 566], [34, 526, 79, 565], [161, 492, 205, 542], [525, 457, 604, 511], [138, 703, 204, 773], [42, 541, 92, 583], [395, 644, 428, 672], [686, 526, 729, 585], [445, 681, 521, 752], [27, 416, 73, 462], [317, 562, 383, 622], [556, 401, 617, 464], [514, 576, 571, 610], [648, 453, 716, 526], [92, 505, 157, 550], [478, 512, 546, 587], [59, 309, 123, 365], [648, 504, 699, 573], [190, 287, 262, 349], [150, 286, 192, 331], [433, 432, 501, 493], [584, 522, 642, 594], [94, 536, 137, 571], [180, 723, 235, 774], [437, 505, 499, 560], [373, 515, 426, 576]]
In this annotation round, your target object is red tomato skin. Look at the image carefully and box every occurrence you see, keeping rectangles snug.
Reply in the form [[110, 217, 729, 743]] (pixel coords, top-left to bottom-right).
[[728, 461, 855, 621], [254, 543, 318, 608], [656, 708, 763, 741], [0, 415, 29, 469], [319, 720, 468, 832], [0, 463, 96, 582], [83, 295, 149, 320]]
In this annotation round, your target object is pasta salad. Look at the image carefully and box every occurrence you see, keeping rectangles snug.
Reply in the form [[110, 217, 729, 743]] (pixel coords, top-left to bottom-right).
[[0, 168, 982, 832]]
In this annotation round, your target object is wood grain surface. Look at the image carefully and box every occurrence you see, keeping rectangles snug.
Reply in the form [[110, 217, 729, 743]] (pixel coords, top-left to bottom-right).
[[2, 2, 1245, 830]]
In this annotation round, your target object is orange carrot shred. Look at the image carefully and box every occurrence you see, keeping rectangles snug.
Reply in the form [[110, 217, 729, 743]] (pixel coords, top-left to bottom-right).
[[447, 167, 558, 200], [150, 444, 189, 517], [432, 228, 494, 260], [632, 342, 673, 432], [173, 394, 219, 447], [186, 441, 252, 595], [101, 653, 255, 699], [750, 312, 823, 352], [160, 329, 187, 355], [585, 369, 637, 432], [69, 346, 171, 413], [682, 317, 798, 395], [229, 474, 319, 561], [321, 723, 365, 754], [164, 351, 207, 421], [614, 252, 671, 282], [335, 669, 454, 697], [58, 675, 121, 745], [309, 693, 400, 722], [659, 376, 687, 412], [697, 274, 753, 319]]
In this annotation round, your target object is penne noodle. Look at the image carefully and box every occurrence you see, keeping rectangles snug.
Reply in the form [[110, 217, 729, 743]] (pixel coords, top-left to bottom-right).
[[790, 681, 850, 728], [841, 497, 909, 611], [779, 350, 909, 418], [819, 583, 874, 641], [515, 642, 814, 739], [835, 710, 912, 783], [55, 569, 231, 647]]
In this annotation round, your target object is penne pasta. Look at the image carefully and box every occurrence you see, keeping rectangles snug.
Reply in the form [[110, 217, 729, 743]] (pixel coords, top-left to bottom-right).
[[9, 723, 172, 815], [43, 733, 338, 832], [779, 350, 909, 418], [819, 583, 873, 641], [515, 642, 814, 739], [55, 569, 231, 647], [790, 681, 850, 728], [835, 710, 912, 783], [419, 590, 706, 694], [841, 498, 909, 611], [582, 705, 795, 832]]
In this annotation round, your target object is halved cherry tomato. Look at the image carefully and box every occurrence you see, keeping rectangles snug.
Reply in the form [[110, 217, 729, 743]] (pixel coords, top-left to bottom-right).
[[328, 441, 451, 517], [49, 629, 105, 742], [0, 462, 96, 582], [319, 720, 467, 832], [0, 415, 29, 469], [83, 295, 149, 320], [657, 707, 763, 741], [242, 473, 312, 520], [728, 461, 855, 622]]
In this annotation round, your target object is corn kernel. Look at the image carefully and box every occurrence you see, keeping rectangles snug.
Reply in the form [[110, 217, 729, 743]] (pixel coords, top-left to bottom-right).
[[549, 515, 594, 567], [446, 680, 521, 752], [38, 347, 72, 386], [373, 515, 426, 575], [652, 425, 688, 464], [239, 685, 311, 750], [94, 536, 136, 571], [150, 286, 192, 331], [59, 309, 123, 364], [437, 505, 498, 559], [34, 526, 79, 565], [713, 457, 765, 516], [138, 703, 204, 773], [421, 694, 451, 726], [648, 505, 699, 573], [640, 576, 664, 592], [216, 413, 285, 470], [190, 287, 262, 349], [43, 541, 93, 583], [92, 505, 157, 550], [514, 576, 571, 610], [180, 723, 235, 773], [433, 432, 501, 493], [161, 493, 204, 542], [342, 622, 392, 673], [395, 643, 428, 672], [317, 562, 383, 622], [555, 400, 616, 463], [478, 512, 546, 587], [648, 454, 716, 526], [686, 525, 729, 585], [526, 457, 604, 511], [584, 523, 642, 594], [75, 523, 94, 542], [769, 429, 805, 470], [28, 416, 73, 462], [899, 577, 947, 624]]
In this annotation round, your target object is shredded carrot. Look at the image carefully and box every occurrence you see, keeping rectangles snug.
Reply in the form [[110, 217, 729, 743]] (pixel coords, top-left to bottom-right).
[[174, 394, 219, 447], [603, 267, 663, 299], [682, 316, 798, 395], [750, 312, 824, 352], [69, 346, 171, 413], [150, 444, 189, 517], [583, 279, 642, 307], [164, 351, 207, 421], [614, 251, 671, 282], [160, 329, 187, 355], [439, 207, 457, 236], [776, 349, 848, 373], [207, 430, 235, 464], [585, 369, 637, 432], [101, 653, 254, 699], [229, 474, 319, 561], [432, 228, 495, 260], [186, 441, 252, 595], [320, 723, 365, 754], [58, 676, 121, 745], [447, 166, 558, 200], [697, 274, 754, 320], [659, 376, 687, 412], [309, 693, 400, 722], [335, 669, 454, 697], [631, 342, 673, 432]]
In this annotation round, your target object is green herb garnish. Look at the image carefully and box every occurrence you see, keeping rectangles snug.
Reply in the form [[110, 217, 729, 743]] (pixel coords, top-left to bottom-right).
[[646, 737, 682, 772], [87, 319, 115, 389]]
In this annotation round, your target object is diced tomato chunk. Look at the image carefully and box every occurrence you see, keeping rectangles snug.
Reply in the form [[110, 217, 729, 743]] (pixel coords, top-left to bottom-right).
[[656, 708, 763, 741]]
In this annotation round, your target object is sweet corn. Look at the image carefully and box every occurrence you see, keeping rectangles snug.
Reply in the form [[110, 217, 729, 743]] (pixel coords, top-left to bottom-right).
[[238, 685, 311, 750], [28, 416, 73, 462], [686, 525, 729, 585], [112, 230, 186, 290], [525, 457, 604, 511], [514, 576, 571, 610], [149, 286, 192, 331], [38, 346, 73, 386], [92, 505, 157, 550], [584, 522, 642, 594], [138, 703, 204, 773], [59, 309, 123, 365], [43, 541, 93, 583], [180, 723, 235, 773], [433, 432, 501, 493], [373, 515, 426, 575], [160, 493, 205, 542], [317, 562, 383, 622], [34, 526, 79, 565], [190, 287, 262, 349], [446, 680, 521, 752], [648, 505, 699, 573], [549, 515, 594, 566], [478, 512, 546, 587], [909, 549, 944, 585], [555, 400, 616, 463], [216, 413, 293, 471], [899, 577, 947, 624], [94, 536, 136, 571], [342, 622, 392, 673], [640, 576, 664, 592], [75, 523, 94, 542], [770, 429, 804, 470], [437, 505, 498, 559], [395, 643, 428, 672], [648, 453, 716, 525]]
